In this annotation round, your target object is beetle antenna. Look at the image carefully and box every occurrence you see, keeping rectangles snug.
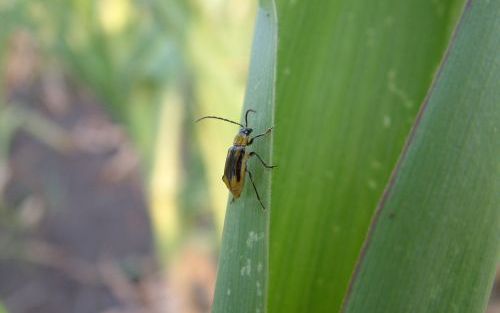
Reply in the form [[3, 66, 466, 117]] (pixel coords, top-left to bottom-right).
[[245, 109, 256, 127], [195, 116, 244, 128]]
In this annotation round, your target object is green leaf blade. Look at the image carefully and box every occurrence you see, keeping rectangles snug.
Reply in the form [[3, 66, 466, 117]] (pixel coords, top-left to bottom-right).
[[343, 1, 500, 312], [269, 0, 463, 312], [211, 3, 277, 313]]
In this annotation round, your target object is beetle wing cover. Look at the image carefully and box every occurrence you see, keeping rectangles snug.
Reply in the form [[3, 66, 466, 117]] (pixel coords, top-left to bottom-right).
[[222, 146, 246, 198]]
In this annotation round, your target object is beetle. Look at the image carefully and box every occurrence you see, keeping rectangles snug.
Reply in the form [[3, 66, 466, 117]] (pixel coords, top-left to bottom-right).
[[196, 109, 275, 210]]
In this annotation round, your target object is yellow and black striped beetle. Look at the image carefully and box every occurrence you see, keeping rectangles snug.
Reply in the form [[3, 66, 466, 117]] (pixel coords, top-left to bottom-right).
[[196, 109, 275, 210]]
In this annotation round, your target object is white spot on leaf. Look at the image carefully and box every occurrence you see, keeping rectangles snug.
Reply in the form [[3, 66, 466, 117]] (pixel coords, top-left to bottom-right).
[[246, 231, 264, 249], [383, 115, 391, 128], [257, 262, 263, 273], [387, 69, 414, 109], [256, 281, 262, 297], [240, 258, 252, 276], [384, 16, 395, 27], [371, 160, 382, 170]]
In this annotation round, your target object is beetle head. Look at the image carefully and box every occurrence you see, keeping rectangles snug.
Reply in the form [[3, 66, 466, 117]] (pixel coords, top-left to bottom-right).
[[240, 128, 253, 136]]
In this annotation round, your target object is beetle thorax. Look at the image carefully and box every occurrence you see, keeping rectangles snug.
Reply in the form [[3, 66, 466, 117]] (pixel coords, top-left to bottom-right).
[[233, 128, 253, 146], [233, 133, 249, 146]]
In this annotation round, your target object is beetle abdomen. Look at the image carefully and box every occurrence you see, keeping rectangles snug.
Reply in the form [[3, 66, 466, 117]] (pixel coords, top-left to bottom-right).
[[222, 146, 247, 198]]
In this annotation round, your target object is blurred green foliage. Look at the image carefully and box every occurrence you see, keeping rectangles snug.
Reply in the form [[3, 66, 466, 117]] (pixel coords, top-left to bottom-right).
[[1, 0, 190, 162], [0, 0, 255, 262]]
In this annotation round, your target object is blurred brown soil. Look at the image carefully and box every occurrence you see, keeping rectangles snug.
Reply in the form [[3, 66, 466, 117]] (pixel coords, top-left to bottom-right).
[[0, 31, 156, 313], [0, 31, 217, 313], [488, 269, 500, 313]]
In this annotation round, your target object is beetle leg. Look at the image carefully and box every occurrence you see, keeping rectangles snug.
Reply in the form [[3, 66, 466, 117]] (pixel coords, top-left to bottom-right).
[[249, 151, 277, 169], [246, 169, 266, 211], [248, 127, 273, 145]]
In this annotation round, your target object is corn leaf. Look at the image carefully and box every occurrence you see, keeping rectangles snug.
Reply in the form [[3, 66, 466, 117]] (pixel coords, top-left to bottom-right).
[[343, 1, 500, 312], [269, 0, 464, 312], [211, 1, 277, 312]]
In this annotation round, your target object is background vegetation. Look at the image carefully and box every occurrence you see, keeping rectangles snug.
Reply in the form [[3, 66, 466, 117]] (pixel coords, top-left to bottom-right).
[[0, 0, 255, 312]]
